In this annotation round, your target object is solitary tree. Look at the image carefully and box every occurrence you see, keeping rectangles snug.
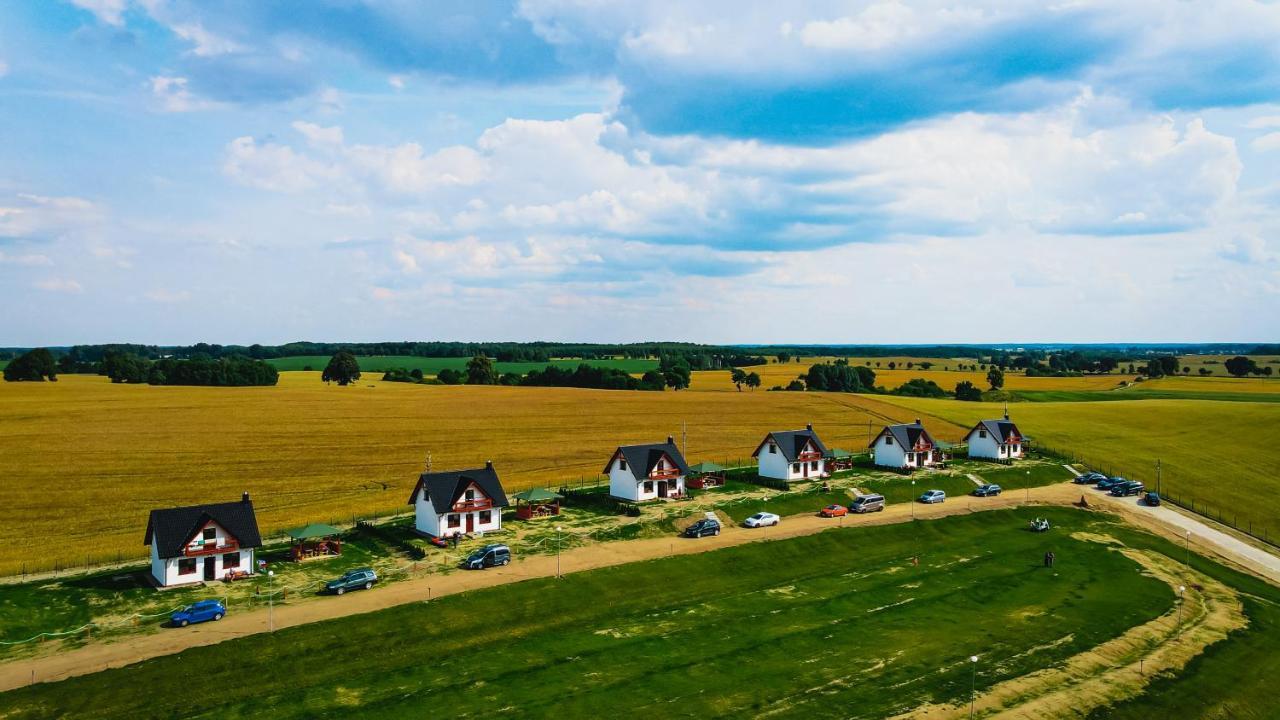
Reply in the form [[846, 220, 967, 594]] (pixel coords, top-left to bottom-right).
[[745, 372, 761, 391], [1223, 356, 1258, 377], [322, 350, 361, 386], [731, 368, 747, 391], [954, 380, 982, 401], [987, 367, 1005, 390], [2, 348, 58, 382], [465, 354, 497, 385]]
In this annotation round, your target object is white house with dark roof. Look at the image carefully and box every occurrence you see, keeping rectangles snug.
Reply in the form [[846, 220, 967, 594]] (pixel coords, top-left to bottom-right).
[[964, 413, 1024, 460], [870, 419, 939, 469], [144, 492, 263, 587], [753, 423, 828, 481], [408, 461, 510, 538], [604, 436, 689, 502]]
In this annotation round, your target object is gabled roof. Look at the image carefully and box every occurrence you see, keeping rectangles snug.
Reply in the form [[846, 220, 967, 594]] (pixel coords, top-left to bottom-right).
[[407, 462, 510, 515], [869, 419, 935, 449], [144, 494, 262, 559], [752, 426, 828, 462], [965, 417, 1022, 443], [604, 438, 690, 481]]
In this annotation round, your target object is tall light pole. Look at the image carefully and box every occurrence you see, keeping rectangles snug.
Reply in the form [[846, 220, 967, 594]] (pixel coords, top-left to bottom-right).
[[1025, 470, 1031, 504], [1177, 585, 1186, 627], [1184, 530, 1192, 571], [556, 525, 563, 579], [267, 569, 275, 633], [969, 655, 979, 719], [911, 480, 916, 521]]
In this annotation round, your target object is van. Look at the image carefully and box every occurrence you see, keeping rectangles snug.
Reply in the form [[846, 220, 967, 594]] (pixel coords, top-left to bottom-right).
[[462, 544, 511, 570], [850, 494, 885, 513]]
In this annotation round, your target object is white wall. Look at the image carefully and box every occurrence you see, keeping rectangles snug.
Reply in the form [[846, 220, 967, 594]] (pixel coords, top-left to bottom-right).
[[608, 454, 684, 501], [873, 433, 907, 467], [153, 543, 255, 587], [965, 427, 1023, 459], [414, 488, 504, 537], [758, 438, 826, 481]]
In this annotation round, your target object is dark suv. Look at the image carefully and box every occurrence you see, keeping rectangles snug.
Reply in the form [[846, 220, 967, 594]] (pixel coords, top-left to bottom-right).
[[1110, 481, 1145, 497], [463, 544, 511, 570], [683, 518, 721, 538], [326, 568, 377, 595]]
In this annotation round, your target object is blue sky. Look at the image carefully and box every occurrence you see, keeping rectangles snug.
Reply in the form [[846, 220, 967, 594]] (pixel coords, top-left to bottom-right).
[[1, 1, 1278, 345]]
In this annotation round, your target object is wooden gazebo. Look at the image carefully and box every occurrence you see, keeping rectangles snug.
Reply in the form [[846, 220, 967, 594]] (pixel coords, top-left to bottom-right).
[[826, 448, 856, 472], [513, 488, 563, 520], [687, 461, 726, 489], [285, 523, 343, 562]]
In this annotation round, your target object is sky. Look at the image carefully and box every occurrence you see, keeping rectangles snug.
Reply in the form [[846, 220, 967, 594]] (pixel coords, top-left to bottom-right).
[[1, 1, 1278, 346]]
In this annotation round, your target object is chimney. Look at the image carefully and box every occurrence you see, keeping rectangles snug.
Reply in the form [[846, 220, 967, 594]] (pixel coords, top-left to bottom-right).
[[241, 491, 250, 503], [485, 460, 493, 470], [806, 423, 813, 432], [667, 435, 675, 446]]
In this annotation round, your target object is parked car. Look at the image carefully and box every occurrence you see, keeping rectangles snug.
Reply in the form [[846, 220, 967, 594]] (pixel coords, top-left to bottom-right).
[[1143, 491, 1161, 506], [972, 483, 1002, 497], [1074, 472, 1107, 484], [426, 535, 448, 548], [1111, 481, 1145, 497], [170, 599, 225, 627], [1096, 476, 1126, 491], [850, 494, 885, 513], [744, 512, 781, 528], [918, 490, 946, 504], [326, 568, 378, 595], [819, 504, 848, 518], [462, 543, 511, 570], [683, 518, 721, 538]]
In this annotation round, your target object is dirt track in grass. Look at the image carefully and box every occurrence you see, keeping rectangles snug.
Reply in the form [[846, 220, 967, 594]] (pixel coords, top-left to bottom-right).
[[0, 482, 1274, 695], [889, 533, 1247, 719]]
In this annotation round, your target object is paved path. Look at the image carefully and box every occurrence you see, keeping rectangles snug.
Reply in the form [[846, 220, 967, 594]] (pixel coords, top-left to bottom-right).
[[1062, 464, 1082, 477], [965, 473, 984, 486], [1, 482, 1276, 693]]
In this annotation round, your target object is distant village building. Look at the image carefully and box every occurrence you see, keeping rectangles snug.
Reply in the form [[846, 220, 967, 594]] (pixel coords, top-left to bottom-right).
[[408, 461, 510, 538], [144, 493, 262, 587], [964, 413, 1024, 460], [870, 419, 939, 469], [604, 437, 689, 501], [753, 424, 828, 481]]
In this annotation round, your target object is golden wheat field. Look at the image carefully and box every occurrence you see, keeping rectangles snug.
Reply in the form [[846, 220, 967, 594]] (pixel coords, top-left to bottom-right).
[[0, 373, 961, 575], [877, 395, 1280, 541]]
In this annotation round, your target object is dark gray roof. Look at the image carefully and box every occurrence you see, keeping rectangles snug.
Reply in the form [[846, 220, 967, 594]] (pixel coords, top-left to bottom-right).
[[144, 495, 262, 559], [967, 418, 1022, 443], [752, 427, 828, 462], [604, 440, 689, 481], [407, 463, 509, 515], [870, 420, 935, 450]]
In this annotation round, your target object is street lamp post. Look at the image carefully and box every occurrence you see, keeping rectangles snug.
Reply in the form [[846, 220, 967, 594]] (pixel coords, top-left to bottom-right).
[[911, 480, 916, 521], [969, 655, 979, 719], [267, 569, 274, 633], [1184, 530, 1191, 569], [1025, 470, 1031, 503], [1177, 584, 1186, 627], [556, 525, 563, 579]]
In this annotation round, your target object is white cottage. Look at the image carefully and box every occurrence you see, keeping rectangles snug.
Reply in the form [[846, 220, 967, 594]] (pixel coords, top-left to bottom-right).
[[144, 493, 263, 587], [604, 437, 689, 502], [752, 424, 828, 482], [964, 414, 1024, 460], [408, 461, 510, 538], [870, 419, 939, 469]]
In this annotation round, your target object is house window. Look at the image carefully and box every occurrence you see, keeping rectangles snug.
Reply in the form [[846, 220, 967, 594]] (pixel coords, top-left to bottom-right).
[[448, 514, 461, 528], [202, 527, 216, 542], [769, 443, 777, 454], [479, 510, 492, 524], [178, 558, 197, 575], [1014, 444, 1020, 453], [643, 481, 654, 494], [619, 458, 627, 471], [979, 430, 987, 438], [884, 437, 893, 445], [791, 463, 800, 473], [222, 552, 240, 569], [810, 461, 819, 470], [465, 489, 475, 501]]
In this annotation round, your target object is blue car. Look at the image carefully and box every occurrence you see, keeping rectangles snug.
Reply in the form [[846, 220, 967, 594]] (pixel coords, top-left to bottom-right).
[[918, 490, 946, 504], [971, 483, 1002, 497], [1096, 476, 1126, 491], [1143, 491, 1161, 506], [171, 599, 226, 627]]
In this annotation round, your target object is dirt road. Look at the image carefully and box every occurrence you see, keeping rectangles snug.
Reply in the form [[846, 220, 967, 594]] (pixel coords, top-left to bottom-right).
[[1, 482, 1275, 693]]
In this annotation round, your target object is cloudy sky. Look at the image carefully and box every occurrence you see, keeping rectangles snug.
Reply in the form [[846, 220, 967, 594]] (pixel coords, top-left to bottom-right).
[[2, 1, 1278, 345]]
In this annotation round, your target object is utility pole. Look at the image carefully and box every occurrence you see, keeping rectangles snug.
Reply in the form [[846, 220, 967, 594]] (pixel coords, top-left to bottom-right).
[[1156, 459, 1162, 495], [682, 422, 688, 461]]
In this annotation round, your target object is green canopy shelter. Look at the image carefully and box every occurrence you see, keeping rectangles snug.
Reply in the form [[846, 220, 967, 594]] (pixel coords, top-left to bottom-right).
[[826, 448, 857, 471], [688, 461, 726, 489], [513, 488, 563, 520], [285, 523, 343, 561]]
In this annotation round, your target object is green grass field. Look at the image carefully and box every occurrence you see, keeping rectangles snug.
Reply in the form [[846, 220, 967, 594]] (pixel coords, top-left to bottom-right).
[[0, 508, 1202, 719], [265, 355, 657, 375]]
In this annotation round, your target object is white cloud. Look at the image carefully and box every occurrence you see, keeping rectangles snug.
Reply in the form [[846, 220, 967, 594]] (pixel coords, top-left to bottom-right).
[[0, 251, 53, 266], [1245, 115, 1280, 129], [144, 288, 192, 303], [0, 193, 101, 238], [149, 76, 218, 112], [0, 59, 9, 78], [170, 23, 244, 56], [1218, 234, 1274, 264], [798, 3, 991, 51], [292, 121, 344, 148], [70, 0, 127, 26], [1252, 132, 1280, 152], [388, 75, 406, 90], [222, 136, 339, 192], [34, 278, 84, 293]]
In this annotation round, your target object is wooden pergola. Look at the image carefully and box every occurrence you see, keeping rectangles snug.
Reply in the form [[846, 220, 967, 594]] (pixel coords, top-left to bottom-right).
[[285, 523, 343, 562], [687, 461, 726, 489], [513, 488, 563, 520]]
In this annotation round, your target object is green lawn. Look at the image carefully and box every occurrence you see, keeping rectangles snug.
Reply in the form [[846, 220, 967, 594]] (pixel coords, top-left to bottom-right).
[[266, 355, 657, 375], [1016, 389, 1280, 403], [714, 487, 856, 523], [0, 508, 1186, 719]]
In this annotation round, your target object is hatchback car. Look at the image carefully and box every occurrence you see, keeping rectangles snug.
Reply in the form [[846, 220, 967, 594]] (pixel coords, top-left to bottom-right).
[[918, 490, 946, 504], [744, 512, 780, 528], [682, 518, 721, 538], [1096, 476, 1126, 491], [1143, 491, 1161, 506], [819, 504, 848, 518], [462, 544, 511, 570], [170, 599, 225, 627], [1074, 472, 1107, 484], [971, 483, 1002, 497], [326, 568, 378, 595]]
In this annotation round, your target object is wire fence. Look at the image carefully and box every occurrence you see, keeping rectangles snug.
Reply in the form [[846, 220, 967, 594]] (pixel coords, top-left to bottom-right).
[[1035, 442, 1276, 548]]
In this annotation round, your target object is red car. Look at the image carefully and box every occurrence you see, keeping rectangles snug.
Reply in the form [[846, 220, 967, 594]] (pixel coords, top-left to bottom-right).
[[819, 504, 848, 518]]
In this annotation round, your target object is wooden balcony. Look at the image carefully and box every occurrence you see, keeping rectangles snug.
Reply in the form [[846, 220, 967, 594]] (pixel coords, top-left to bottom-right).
[[648, 468, 682, 480], [452, 498, 493, 512], [797, 451, 822, 461], [184, 539, 238, 557]]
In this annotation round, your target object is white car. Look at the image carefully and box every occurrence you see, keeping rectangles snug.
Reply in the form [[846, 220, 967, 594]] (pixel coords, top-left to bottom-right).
[[744, 512, 781, 528]]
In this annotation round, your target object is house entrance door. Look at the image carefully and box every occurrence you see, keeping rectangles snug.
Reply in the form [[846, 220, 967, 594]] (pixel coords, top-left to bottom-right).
[[466, 513, 475, 533], [657, 481, 668, 498], [203, 556, 216, 581]]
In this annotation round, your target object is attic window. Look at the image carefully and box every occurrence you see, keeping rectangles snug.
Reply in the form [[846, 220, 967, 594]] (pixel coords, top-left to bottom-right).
[[202, 527, 216, 542], [979, 430, 987, 438], [619, 458, 627, 471], [884, 437, 893, 445], [768, 443, 777, 454]]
